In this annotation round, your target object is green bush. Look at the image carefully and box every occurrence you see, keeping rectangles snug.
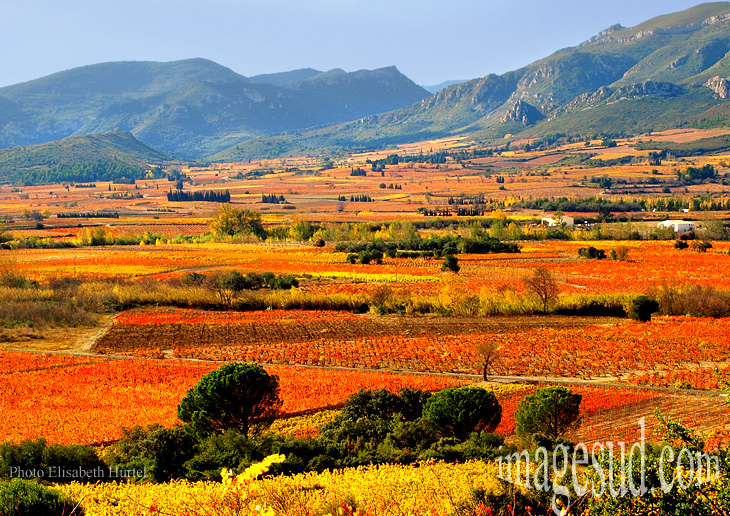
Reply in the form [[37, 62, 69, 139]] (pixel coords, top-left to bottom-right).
[[321, 388, 433, 450], [0, 439, 104, 483], [0, 479, 82, 516], [441, 254, 460, 273], [105, 424, 196, 482], [384, 418, 440, 451], [422, 387, 502, 440], [421, 432, 507, 462], [630, 295, 660, 322], [578, 246, 606, 259], [336, 389, 403, 422], [183, 430, 259, 481]]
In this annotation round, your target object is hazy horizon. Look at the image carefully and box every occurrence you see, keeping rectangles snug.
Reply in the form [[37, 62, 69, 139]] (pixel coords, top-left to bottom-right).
[[0, 0, 722, 88]]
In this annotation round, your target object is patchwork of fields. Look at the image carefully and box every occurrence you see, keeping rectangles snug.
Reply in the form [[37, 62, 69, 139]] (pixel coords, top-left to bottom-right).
[[1, 131, 730, 515]]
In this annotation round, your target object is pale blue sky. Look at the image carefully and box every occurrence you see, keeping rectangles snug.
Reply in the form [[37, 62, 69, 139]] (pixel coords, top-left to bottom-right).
[[0, 0, 718, 87]]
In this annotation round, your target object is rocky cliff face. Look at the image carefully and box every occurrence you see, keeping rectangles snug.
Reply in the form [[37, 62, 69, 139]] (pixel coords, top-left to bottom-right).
[[622, 81, 685, 98], [584, 13, 730, 46], [706, 75, 730, 98], [501, 100, 545, 126]]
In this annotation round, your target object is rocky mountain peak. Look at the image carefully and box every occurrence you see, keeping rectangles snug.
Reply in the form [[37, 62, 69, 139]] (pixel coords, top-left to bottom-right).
[[501, 100, 545, 126], [705, 75, 730, 98]]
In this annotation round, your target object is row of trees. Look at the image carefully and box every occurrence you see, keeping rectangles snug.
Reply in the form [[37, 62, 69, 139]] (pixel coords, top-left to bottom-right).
[[261, 194, 286, 204], [56, 211, 119, 219], [167, 189, 231, 203], [13, 161, 149, 185], [181, 270, 299, 306]]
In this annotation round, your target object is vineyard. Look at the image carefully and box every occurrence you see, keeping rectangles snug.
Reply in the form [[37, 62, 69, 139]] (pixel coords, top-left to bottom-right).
[[1, 130, 730, 515], [0, 350, 469, 444], [2, 349, 727, 450], [95, 309, 730, 380]]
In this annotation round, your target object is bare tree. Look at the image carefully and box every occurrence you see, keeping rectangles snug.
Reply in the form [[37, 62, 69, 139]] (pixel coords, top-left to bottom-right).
[[523, 267, 560, 312], [370, 284, 393, 311], [475, 341, 500, 381], [614, 245, 630, 261]]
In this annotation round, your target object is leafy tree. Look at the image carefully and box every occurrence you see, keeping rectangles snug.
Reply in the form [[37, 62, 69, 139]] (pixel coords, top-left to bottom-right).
[[209, 204, 265, 239], [178, 363, 282, 437], [209, 271, 248, 306], [337, 389, 405, 422], [514, 386, 582, 442], [630, 295, 660, 322], [422, 387, 502, 440], [523, 267, 560, 312], [321, 387, 433, 447]]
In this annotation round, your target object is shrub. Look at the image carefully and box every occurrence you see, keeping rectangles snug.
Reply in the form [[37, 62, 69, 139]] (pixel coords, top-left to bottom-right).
[[0, 439, 104, 483], [105, 424, 197, 482], [178, 363, 282, 437], [690, 240, 712, 253], [614, 245, 630, 261], [338, 389, 403, 422], [578, 246, 606, 259], [384, 418, 440, 451], [422, 387, 502, 440], [0, 479, 82, 516], [334, 388, 430, 424], [441, 254, 460, 273], [183, 430, 259, 481], [650, 283, 730, 318], [207, 271, 248, 306], [674, 240, 689, 249], [396, 387, 433, 422], [181, 272, 207, 286], [630, 295, 660, 322], [421, 432, 506, 462], [321, 388, 433, 447], [0, 269, 38, 289]]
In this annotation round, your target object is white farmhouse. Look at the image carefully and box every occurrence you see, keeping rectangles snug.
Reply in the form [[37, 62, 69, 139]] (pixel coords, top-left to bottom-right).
[[657, 220, 696, 232], [541, 214, 574, 227]]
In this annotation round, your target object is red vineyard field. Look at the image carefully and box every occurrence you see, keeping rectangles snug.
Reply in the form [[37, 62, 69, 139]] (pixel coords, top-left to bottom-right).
[[1, 351, 727, 449], [98, 310, 730, 381], [0, 351, 466, 445]]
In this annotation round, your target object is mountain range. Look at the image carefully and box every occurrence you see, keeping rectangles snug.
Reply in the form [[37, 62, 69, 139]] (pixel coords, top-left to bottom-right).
[[1, 2, 730, 166], [0, 60, 430, 159], [214, 2, 730, 161]]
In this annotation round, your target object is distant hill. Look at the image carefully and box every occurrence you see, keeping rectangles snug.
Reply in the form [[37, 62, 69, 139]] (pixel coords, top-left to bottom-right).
[[0, 130, 173, 184], [0, 59, 431, 159], [422, 80, 468, 94], [249, 68, 323, 85], [212, 2, 730, 160]]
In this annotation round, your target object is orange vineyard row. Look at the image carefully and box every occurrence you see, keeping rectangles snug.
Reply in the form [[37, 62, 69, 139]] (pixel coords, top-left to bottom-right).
[[0, 352, 466, 444]]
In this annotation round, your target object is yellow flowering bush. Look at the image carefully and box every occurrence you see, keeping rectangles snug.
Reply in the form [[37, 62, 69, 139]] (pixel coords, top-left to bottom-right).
[[58, 454, 286, 516], [58, 459, 508, 516]]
